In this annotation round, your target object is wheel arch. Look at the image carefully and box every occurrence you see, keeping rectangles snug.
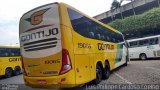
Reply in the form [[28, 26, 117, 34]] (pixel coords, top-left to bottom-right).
[[6, 67, 13, 71]]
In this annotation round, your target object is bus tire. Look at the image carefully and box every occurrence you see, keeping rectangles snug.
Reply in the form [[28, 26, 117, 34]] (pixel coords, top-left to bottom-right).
[[140, 53, 147, 60], [14, 66, 21, 75], [103, 62, 110, 79], [5, 68, 13, 78], [93, 64, 102, 84]]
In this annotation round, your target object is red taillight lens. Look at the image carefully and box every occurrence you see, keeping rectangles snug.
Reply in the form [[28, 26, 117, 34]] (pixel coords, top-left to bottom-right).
[[21, 57, 27, 76], [59, 49, 72, 75]]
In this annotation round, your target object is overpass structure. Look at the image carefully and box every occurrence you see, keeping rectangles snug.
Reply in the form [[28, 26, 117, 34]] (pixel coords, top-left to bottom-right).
[[94, 0, 160, 24]]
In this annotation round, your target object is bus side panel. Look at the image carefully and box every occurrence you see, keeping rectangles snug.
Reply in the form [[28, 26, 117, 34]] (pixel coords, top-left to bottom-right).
[[0, 57, 9, 75], [70, 31, 91, 84], [93, 41, 116, 71], [8, 57, 22, 71], [129, 47, 141, 59], [89, 54, 96, 81], [72, 31, 116, 84], [129, 46, 157, 59], [74, 55, 91, 84], [0, 57, 21, 76], [60, 3, 126, 85]]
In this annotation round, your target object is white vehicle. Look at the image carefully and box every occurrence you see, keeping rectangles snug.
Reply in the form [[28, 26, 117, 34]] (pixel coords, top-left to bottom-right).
[[127, 35, 160, 60]]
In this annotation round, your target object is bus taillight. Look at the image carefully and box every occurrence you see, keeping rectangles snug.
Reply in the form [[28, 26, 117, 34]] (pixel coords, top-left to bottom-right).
[[59, 49, 72, 75], [21, 57, 27, 76]]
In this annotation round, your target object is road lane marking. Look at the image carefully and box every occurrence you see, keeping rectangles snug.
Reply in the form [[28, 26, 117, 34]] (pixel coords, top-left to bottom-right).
[[114, 73, 133, 84], [145, 67, 160, 71]]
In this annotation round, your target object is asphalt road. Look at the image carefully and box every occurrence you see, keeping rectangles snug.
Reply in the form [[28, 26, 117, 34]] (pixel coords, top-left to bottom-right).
[[0, 60, 160, 90]]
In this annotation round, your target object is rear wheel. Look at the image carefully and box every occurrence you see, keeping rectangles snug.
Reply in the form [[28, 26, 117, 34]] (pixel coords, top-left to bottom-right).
[[103, 62, 110, 79], [140, 54, 147, 60], [5, 68, 13, 78], [14, 66, 21, 75], [93, 64, 102, 84]]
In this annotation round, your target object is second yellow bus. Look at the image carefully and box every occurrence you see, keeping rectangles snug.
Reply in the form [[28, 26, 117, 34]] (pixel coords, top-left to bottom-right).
[[0, 46, 22, 78]]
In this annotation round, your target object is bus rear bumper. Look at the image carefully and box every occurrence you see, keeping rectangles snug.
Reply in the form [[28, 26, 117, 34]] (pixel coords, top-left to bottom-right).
[[23, 72, 76, 88]]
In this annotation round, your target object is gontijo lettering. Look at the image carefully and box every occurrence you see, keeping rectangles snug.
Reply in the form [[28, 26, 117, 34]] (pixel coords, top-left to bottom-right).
[[21, 28, 58, 43], [9, 58, 21, 62], [98, 43, 114, 50]]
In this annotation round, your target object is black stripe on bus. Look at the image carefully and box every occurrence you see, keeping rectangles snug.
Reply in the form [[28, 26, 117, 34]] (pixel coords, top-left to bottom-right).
[[25, 45, 56, 51], [23, 38, 57, 46], [24, 41, 57, 49]]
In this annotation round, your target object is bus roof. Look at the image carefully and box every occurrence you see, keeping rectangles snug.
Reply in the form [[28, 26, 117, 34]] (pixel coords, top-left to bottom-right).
[[0, 46, 20, 48], [127, 35, 160, 42]]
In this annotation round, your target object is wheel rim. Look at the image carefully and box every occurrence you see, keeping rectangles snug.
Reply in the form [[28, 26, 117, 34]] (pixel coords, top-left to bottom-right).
[[141, 55, 146, 60]]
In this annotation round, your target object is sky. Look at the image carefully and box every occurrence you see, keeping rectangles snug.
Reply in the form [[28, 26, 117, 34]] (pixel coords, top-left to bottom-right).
[[0, 0, 130, 46]]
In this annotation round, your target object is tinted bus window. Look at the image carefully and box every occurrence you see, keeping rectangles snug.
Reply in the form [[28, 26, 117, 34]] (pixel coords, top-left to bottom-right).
[[139, 40, 143, 46], [143, 39, 149, 46], [155, 37, 158, 44], [0, 48, 20, 57], [68, 8, 123, 43], [150, 38, 155, 45], [0, 48, 9, 56], [129, 41, 138, 47], [10, 48, 21, 56]]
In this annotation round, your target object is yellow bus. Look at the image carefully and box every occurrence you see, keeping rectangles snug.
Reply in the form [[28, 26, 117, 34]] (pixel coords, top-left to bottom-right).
[[0, 46, 21, 78], [19, 2, 128, 88]]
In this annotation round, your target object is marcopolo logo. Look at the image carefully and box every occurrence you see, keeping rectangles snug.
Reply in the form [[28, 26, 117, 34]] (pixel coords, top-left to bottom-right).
[[26, 8, 50, 25]]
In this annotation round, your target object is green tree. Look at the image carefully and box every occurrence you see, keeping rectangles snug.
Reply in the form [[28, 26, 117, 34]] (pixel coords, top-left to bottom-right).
[[108, 7, 160, 32], [110, 0, 121, 10]]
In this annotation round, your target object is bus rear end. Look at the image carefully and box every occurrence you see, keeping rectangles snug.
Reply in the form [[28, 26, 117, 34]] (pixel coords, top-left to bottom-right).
[[19, 3, 74, 88]]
